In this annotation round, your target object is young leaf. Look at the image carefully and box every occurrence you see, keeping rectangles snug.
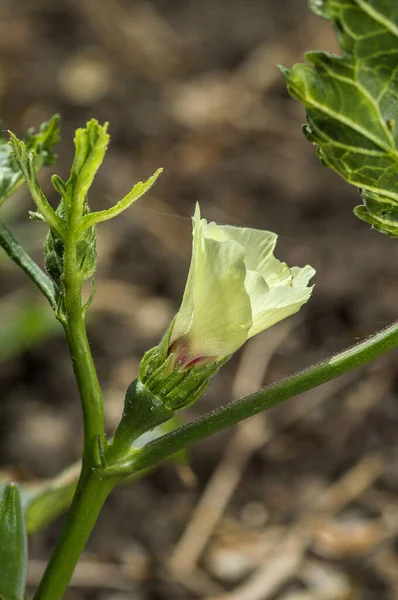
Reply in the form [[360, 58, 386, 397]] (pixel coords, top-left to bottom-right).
[[282, 0, 398, 236], [77, 167, 163, 233], [8, 134, 65, 237], [66, 119, 110, 216], [0, 114, 60, 207], [0, 484, 27, 600]]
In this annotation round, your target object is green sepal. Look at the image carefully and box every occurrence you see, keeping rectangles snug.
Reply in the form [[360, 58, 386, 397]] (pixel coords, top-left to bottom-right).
[[0, 484, 28, 600], [141, 352, 226, 411], [107, 379, 175, 462], [139, 321, 228, 412], [109, 322, 228, 462]]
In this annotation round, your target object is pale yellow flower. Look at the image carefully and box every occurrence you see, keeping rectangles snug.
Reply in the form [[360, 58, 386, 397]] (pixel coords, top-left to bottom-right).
[[169, 203, 315, 367]]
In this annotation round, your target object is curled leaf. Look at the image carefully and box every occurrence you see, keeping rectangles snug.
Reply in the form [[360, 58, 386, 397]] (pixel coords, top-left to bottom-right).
[[282, 0, 398, 236]]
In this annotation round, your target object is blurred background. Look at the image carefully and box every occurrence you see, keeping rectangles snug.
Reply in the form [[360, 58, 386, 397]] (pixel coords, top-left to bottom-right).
[[1, 0, 398, 598]]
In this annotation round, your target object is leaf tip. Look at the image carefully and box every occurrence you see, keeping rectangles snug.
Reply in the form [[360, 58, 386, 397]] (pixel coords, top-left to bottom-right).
[[277, 64, 290, 79]]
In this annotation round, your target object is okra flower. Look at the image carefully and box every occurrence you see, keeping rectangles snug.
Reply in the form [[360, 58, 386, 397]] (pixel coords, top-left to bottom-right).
[[136, 203, 315, 412], [169, 204, 315, 368]]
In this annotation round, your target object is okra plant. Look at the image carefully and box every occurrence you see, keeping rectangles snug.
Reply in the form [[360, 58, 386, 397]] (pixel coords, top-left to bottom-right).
[[1, 0, 398, 598]]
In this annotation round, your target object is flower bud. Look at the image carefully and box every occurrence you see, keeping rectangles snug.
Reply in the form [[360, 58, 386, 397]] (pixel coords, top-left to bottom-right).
[[110, 204, 315, 461], [44, 199, 96, 286]]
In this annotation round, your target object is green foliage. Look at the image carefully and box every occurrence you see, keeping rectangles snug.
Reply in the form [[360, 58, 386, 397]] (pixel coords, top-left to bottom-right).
[[65, 119, 110, 219], [8, 118, 161, 310], [0, 115, 60, 208], [0, 485, 27, 600], [282, 0, 398, 236], [8, 133, 65, 236], [77, 167, 163, 234], [0, 467, 76, 536]]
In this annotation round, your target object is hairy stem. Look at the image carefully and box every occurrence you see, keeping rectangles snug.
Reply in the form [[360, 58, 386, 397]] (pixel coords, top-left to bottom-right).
[[34, 229, 107, 599], [64, 311, 106, 461], [62, 233, 106, 462], [0, 219, 57, 309], [110, 320, 398, 476]]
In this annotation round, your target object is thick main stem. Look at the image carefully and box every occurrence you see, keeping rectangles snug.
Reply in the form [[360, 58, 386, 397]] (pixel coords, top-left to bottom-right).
[[64, 312, 106, 461], [62, 234, 106, 462], [34, 233, 108, 599]]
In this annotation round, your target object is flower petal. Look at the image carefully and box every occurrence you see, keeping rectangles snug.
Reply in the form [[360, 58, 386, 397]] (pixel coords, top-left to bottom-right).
[[169, 203, 201, 344], [188, 237, 252, 358], [172, 205, 252, 361], [290, 265, 316, 287], [206, 223, 291, 287], [248, 265, 315, 338]]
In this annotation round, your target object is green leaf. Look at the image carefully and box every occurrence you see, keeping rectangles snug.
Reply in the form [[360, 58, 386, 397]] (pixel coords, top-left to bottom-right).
[[0, 115, 60, 208], [0, 484, 27, 600], [0, 465, 79, 536], [282, 0, 398, 236], [8, 134, 65, 237], [24, 113, 60, 167], [66, 119, 110, 217], [78, 167, 163, 233]]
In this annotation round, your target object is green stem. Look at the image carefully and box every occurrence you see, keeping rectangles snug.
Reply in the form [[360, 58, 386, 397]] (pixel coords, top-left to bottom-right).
[[62, 231, 106, 462], [34, 232, 108, 599], [0, 219, 57, 309], [112, 320, 398, 476], [33, 467, 114, 600], [64, 311, 106, 461]]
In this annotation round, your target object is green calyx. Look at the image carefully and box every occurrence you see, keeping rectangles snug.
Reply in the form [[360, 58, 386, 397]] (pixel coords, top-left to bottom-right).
[[107, 379, 175, 463], [139, 323, 226, 412], [108, 327, 226, 464]]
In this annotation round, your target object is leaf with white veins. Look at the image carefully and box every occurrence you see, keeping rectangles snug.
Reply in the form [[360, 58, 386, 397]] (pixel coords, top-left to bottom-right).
[[282, 0, 398, 236]]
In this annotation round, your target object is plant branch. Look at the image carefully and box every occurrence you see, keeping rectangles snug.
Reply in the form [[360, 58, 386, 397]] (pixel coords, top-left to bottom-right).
[[0, 219, 57, 309], [34, 234, 107, 599], [109, 320, 398, 476]]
